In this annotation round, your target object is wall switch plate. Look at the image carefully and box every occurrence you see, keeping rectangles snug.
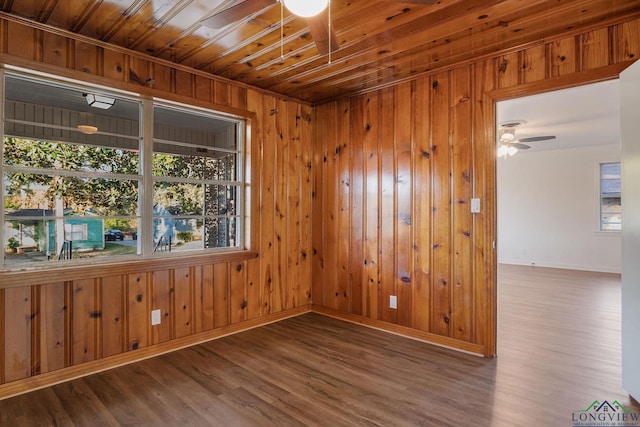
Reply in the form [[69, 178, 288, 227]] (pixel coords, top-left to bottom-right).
[[151, 309, 161, 325], [390, 295, 397, 309], [471, 198, 481, 213]]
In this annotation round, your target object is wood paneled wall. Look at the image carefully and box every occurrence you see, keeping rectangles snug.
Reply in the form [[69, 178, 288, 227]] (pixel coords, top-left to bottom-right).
[[311, 19, 640, 355], [0, 16, 312, 397]]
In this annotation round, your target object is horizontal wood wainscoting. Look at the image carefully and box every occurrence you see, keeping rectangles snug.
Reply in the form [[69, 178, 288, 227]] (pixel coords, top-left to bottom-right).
[[311, 17, 640, 356], [0, 14, 313, 398]]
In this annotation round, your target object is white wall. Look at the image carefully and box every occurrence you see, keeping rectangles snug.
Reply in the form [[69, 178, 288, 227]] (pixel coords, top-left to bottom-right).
[[620, 60, 640, 401], [498, 144, 621, 273]]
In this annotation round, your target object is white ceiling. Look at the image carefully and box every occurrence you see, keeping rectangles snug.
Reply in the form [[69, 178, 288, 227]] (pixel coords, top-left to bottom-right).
[[496, 79, 620, 152]]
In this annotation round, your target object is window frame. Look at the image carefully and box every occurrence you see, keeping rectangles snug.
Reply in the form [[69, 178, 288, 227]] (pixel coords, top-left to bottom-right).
[[0, 69, 248, 270]]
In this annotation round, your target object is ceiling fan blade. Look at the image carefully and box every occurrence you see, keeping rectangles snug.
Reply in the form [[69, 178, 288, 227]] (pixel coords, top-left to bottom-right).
[[518, 135, 556, 143], [511, 143, 531, 150], [201, 0, 276, 29], [307, 9, 339, 55]]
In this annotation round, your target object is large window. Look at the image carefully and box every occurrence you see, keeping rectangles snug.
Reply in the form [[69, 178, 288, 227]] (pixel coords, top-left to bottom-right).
[[600, 162, 621, 231], [1, 72, 244, 268]]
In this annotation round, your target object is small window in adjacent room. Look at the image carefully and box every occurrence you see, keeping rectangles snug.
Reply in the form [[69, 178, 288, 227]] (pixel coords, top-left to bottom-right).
[[600, 162, 621, 231]]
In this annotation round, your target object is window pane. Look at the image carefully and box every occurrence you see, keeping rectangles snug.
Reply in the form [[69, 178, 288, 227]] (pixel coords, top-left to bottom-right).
[[4, 217, 139, 263], [5, 173, 139, 217], [600, 162, 622, 231], [2, 74, 142, 265]]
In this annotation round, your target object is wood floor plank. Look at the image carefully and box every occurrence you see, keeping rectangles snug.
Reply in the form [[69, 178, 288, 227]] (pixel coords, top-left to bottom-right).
[[0, 265, 637, 426]]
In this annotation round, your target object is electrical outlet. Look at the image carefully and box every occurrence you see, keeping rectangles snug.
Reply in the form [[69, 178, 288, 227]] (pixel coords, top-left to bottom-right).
[[151, 309, 161, 326], [390, 295, 397, 309]]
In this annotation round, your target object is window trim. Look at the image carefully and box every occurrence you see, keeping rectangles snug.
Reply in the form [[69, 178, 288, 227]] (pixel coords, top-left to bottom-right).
[[0, 69, 251, 271]]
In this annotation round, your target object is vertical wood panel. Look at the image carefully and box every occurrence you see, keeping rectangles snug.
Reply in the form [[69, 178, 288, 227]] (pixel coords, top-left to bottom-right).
[[363, 93, 380, 319], [581, 28, 610, 70], [496, 53, 519, 88], [214, 80, 231, 106], [231, 86, 248, 110], [299, 104, 313, 307], [201, 264, 215, 330], [413, 78, 432, 332], [379, 87, 396, 324], [246, 259, 262, 320], [174, 69, 193, 98], [151, 270, 172, 345], [311, 103, 327, 307], [349, 97, 365, 316], [395, 82, 413, 327], [103, 49, 125, 82], [195, 75, 213, 102], [39, 282, 66, 373], [101, 276, 125, 358], [430, 72, 452, 337], [230, 261, 247, 324], [151, 62, 172, 93], [71, 279, 98, 365], [74, 41, 98, 74], [522, 45, 547, 84], [193, 266, 203, 334], [3, 287, 32, 382], [474, 59, 498, 354], [273, 98, 289, 312], [617, 20, 640, 63], [324, 102, 340, 310], [259, 95, 276, 314], [7, 21, 36, 60], [41, 31, 68, 68], [287, 101, 302, 309], [336, 98, 351, 312], [174, 267, 193, 338], [549, 36, 578, 77], [127, 273, 149, 351], [451, 67, 473, 342], [213, 263, 230, 328]]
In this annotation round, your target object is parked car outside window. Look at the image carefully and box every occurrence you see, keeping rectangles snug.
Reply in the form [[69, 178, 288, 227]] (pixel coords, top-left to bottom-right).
[[104, 229, 125, 241]]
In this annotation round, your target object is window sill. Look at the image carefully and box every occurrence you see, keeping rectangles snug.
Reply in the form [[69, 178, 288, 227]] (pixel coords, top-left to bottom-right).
[[0, 250, 259, 289]]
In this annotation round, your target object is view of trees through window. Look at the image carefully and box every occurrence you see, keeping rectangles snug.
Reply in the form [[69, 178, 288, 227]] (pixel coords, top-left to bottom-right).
[[2, 73, 243, 267]]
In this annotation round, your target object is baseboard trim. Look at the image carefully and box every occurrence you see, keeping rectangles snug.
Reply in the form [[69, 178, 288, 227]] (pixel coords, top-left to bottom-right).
[[312, 305, 486, 356], [0, 306, 311, 400], [0, 304, 490, 400]]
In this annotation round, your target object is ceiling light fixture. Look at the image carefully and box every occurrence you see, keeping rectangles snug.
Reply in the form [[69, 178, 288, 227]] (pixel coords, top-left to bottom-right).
[[497, 143, 518, 158], [83, 93, 115, 109], [77, 125, 98, 135], [283, 0, 328, 17]]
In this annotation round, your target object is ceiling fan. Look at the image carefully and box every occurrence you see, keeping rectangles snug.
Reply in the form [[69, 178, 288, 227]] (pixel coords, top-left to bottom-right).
[[498, 120, 556, 157], [200, 0, 436, 56]]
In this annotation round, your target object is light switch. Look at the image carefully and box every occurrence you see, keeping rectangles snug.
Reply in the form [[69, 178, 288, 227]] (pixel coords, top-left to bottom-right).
[[471, 198, 481, 213], [151, 309, 161, 325]]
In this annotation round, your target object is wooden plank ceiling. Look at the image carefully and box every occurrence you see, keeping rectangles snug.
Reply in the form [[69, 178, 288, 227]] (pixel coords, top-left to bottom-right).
[[1, 0, 639, 104]]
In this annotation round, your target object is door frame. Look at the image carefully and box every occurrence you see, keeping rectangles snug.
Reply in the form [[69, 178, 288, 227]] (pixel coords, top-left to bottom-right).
[[482, 63, 630, 357]]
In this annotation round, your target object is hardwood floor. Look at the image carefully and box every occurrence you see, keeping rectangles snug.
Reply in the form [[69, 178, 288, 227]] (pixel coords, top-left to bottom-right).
[[0, 265, 637, 426]]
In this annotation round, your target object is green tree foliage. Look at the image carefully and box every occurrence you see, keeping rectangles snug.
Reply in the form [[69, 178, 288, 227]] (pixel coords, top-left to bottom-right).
[[4, 137, 139, 216]]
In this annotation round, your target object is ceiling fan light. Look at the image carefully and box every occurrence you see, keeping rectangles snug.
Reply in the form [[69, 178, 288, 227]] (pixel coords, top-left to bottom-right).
[[283, 0, 328, 17], [497, 144, 509, 158], [508, 145, 518, 156]]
